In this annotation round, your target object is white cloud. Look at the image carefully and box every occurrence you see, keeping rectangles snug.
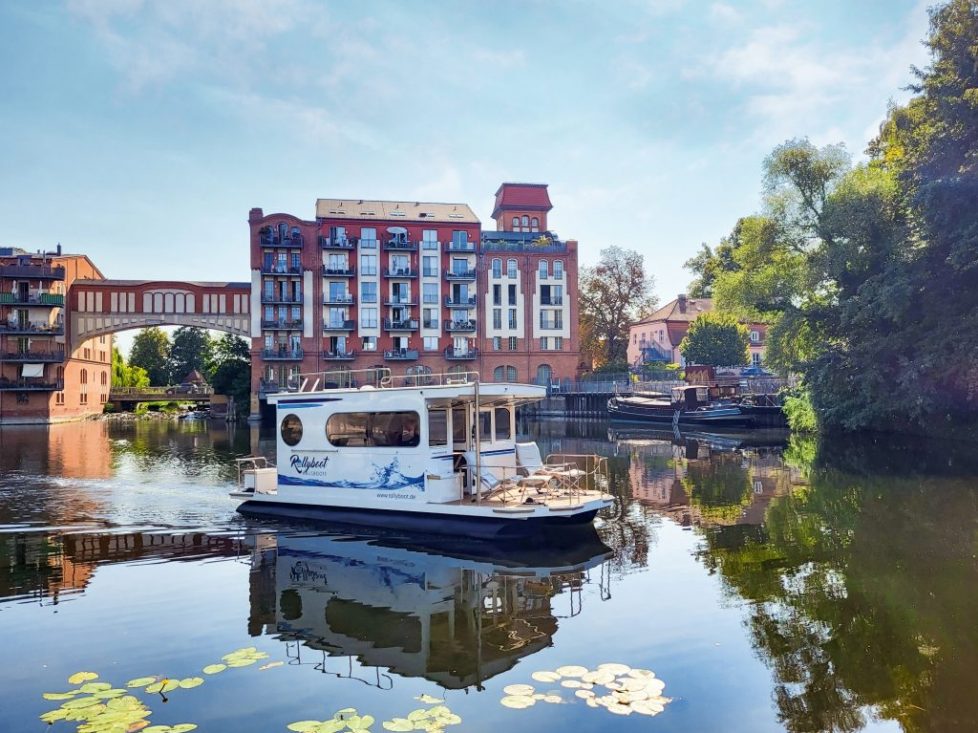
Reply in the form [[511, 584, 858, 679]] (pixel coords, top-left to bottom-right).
[[709, 2, 741, 24]]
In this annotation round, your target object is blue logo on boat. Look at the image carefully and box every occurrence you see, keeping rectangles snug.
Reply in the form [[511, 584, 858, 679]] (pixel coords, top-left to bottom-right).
[[280, 456, 424, 491]]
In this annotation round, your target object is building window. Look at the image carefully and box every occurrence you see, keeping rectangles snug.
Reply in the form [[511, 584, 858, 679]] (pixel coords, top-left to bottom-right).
[[507, 259, 517, 278], [361, 254, 377, 276], [423, 336, 438, 351], [56, 392, 65, 405], [750, 330, 760, 343], [100, 371, 107, 386], [508, 309, 517, 329], [451, 231, 468, 248], [530, 217, 539, 231], [360, 227, 377, 248], [536, 364, 552, 386], [423, 283, 438, 304], [512, 217, 520, 231], [423, 256, 438, 277], [84, 348, 91, 360], [362, 336, 377, 351], [540, 337, 548, 350], [752, 352, 762, 366], [508, 284, 517, 306], [422, 230, 438, 249], [492, 285, 501, 306], [555, 336, 563, 350], [492, 336, 502, 351], [492, 259, 502, 278], [493, 309, 502, 329], [80, 392, 88, 405], [521, 215, 529, 228], [538, 260, 548, 279], [361, 282, 377, 303], [80, 369, 88, 385], [508, 336, 518, 351], [493, 365, 518, 382], [361, 308, 378, 328], [554, 260, 564, 279]]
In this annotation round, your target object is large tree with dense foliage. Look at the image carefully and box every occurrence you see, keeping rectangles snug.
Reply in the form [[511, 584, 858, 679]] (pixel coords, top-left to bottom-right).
[[207, 333, 251, 410], [579, 246, 657, 367], [679, 312, 750, 367], [128, 327, 172, 386], [169, 327, 213, 382], [110, 346, 149, 389]]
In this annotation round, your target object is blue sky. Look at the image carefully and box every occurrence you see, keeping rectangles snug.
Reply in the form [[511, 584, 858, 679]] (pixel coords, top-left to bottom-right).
[[0, 0, 931, 345]]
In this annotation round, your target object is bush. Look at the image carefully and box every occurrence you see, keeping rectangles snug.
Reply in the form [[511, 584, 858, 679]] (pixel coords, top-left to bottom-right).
[[103, 402, 116, 413], [783, 387, 818, 433]]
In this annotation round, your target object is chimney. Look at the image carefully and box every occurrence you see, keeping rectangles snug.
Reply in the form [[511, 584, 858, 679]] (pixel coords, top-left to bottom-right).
[[248, 207, 264, 223], [678, 293, 687, 314], [57, 243, 62, 256]]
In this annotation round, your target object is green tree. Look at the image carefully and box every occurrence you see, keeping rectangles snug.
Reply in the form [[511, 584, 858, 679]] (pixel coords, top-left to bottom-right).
[[129, 327, 172, 386], [169, 327, 213, 382], [579, 246, 657, 366], [110, 346, 149, 388], [679, 312, 749, 367], [207, 333, 251, 411]]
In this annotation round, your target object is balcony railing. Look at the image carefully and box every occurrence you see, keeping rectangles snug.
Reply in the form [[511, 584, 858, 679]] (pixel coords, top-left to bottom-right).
[[384, 297, 416, 307], [445, 319, 477, 333], [0, 264, 66, 280], [261, 319, 303, 330], [446, 241, 475, 252], [384, 240, 417, 251], [260, 265, 303, 275], [539, 321, 563, 330], [444, 346, 478, 360], [383, 318, 419, 332], [2, 351, 65, 362], [319, 237, 355, 250], [323, 294, 355, 305], [323, 320, 356, 331], [422, 319, 439, 329], [444, 270, 477, 281], [445, 296, 477, 307], [0, 321, 64, 335], [541, 297, 564, 306], [322, 349, 357, 360], [260, 294, 303, 304], [261, 348, 304, 361], [384, 349, 419, 361], [384, 267, 418, 279], [0, 293, 65, 306], [260, 234, 304, 247], [0, 378, 63, 391], [323, 265, 356, 277]]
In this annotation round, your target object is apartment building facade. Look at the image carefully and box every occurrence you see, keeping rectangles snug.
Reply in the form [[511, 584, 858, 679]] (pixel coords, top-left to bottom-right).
[[0, 247, 111, 423], [249, 183, 581, 400]]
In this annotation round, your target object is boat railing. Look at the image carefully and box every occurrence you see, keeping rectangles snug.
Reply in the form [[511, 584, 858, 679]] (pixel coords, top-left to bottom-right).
[[544, 453, 609, 505], [291, 367, 483, 392]]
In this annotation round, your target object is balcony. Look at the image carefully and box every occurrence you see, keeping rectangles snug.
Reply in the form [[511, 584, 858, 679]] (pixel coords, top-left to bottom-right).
[[384, 240, 417, 251], [0, 264, 65, 280], [2, 350, 65, 362], [444, 270, 477, 281], [260, 265, 303, 276], [446, 240, 475, 252], [322, 349, 357, 361], [384, 267, 418, 279], [323, 265, 356, 278], [0, 378, 63, 391], [541, 297, 564, 306], [260, 294, 303, 305], [261, 348, 304, 361], [261, 319, 303, 331], [384, 297, 417, 307], [445, 319, 477, 333], [319, 236, 355, 250], [384, 349, 419, 361], [323, 320, 356, 332], [260, 233, 304, 248], [0, 321, 64, 336], [0, 293, 65, 307], [445, 346, 478, 361], [323, 294, 355, 305], [445, 295, 477, 307], [383, 318, 419, 332], [539, 320, 563, 330]]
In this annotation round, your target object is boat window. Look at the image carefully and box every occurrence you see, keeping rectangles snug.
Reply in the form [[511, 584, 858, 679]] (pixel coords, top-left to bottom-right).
[[428, 409, 448, 447], [479, 410, 492, 443], [452, 407, 467, 444], [326, 411, 421, 448], [494, 407, 511, 440], [280, 414, 303, 446]]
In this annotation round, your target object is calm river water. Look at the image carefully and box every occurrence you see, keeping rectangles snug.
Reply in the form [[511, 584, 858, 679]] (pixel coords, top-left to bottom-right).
[[1, 418, 977, 733]]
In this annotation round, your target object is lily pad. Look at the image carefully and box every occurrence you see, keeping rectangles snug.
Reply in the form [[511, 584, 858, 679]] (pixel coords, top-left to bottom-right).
[[500, 695, 535, 709], [178, 678, 204, 689], [555, 665, 588, 678], [382, 720, 413, 733], [627, 668, 655, 680], [542, 695, 562, 704], [287, 722, 323, 732], [560, 679, 582, 689], [335, 707, 358, 717], [530, 670, 561, 683], [127, 677, 158, 688], [596, 663, 631, 676], [502, 684, 535, 696], [43, 692, 78, 700], [416, 693, 443, 704], [575, 689, 595, 699], [145, 680, 179, 694], [40, 709, 69, 723], [62, 696, 103, 709], [202, 664, 226, 675], [79, 682, 112, 694], [107, 696, 144, 711], [170, 725, 198, 733], [605, 703, 632, 716], [68, 672, 100, 685]]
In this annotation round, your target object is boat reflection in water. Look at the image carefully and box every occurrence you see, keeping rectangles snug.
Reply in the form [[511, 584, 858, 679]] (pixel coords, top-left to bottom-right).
[[245, 526, 612, 690]]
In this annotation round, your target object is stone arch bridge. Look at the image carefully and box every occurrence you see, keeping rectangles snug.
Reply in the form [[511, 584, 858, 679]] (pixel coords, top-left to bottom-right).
[[70, 280, 252, 343]]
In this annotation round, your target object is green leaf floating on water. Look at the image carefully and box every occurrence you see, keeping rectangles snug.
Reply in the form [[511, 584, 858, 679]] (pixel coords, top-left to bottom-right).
[[287, 722, 324, 732], [42, 692, 78, 700], [178, 677, 204, 689], [62, 696, 103, 709], [171, 726, 198, 733], [127, 677, 158, 688], [68, 672, 99, 685], [40, 708, 69, 723], [202, 664, 226, 675], [146, 680, 180, 694]]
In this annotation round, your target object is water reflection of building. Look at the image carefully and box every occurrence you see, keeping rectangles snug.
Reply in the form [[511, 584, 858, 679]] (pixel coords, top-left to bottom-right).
[[0, 420, 113, 479], [247, 532, 611, 690], [619, 431, 800, 527], [0, 531, 240, 605]]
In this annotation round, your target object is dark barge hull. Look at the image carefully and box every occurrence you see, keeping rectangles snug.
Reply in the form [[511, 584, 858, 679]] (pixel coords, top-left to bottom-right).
[[607, 400, 754, 427], [237, 500, 600, 540]]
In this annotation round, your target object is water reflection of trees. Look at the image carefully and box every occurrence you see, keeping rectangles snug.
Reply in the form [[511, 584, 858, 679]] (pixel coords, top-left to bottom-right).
[[698, 435, 978, 733]]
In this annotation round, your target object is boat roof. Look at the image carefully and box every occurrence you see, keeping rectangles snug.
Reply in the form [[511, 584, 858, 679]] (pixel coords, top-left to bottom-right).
[[268, 380, 546, 407]]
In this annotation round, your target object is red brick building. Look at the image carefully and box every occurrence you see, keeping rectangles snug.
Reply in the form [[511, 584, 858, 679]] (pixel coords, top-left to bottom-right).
[[0, 246, 110, 423], [249, 183, 582, 403]]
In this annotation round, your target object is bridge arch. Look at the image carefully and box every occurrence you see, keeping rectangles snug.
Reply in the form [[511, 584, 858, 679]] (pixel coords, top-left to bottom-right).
[[69, 279, 251, 345]]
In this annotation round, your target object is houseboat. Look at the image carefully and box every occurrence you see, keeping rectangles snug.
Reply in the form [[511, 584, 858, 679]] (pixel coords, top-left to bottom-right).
[[608, 384, 754, 427], [232, 369, 612, 537]]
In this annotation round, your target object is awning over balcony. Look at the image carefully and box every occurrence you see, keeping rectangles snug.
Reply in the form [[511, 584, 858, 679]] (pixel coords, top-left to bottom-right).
[[21, 363, 45, 378]]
